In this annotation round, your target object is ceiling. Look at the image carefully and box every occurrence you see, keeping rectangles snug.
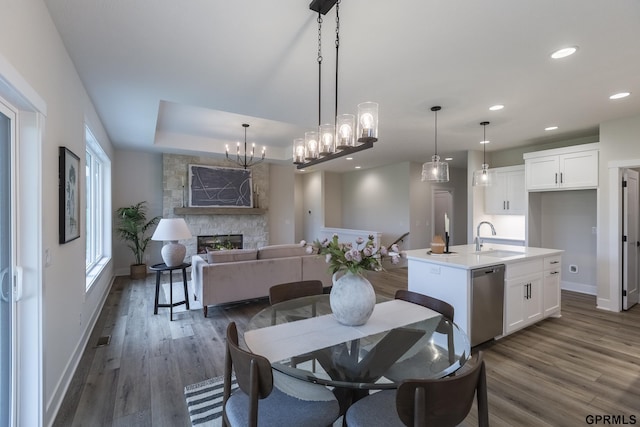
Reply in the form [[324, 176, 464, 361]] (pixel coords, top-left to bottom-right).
[[44, 0, 640, 173]]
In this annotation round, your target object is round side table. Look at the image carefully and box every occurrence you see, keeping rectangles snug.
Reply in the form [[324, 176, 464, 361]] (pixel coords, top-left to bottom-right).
[[150, 262, 191, 321]]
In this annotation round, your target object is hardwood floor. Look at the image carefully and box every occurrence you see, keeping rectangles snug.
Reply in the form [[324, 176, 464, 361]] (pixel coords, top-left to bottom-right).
[[53, 268, 640, 426]]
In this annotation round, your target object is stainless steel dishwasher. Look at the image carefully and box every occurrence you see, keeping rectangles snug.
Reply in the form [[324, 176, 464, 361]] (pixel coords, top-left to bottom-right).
[[470, 264, 505, 346]]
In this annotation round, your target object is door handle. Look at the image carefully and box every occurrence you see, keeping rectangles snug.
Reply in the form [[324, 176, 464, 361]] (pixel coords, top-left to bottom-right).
[[1, 267, 9, 303], [507, 200, 510, 210], [503, 201, 506, 210], [555, 173, 558, 184], [560, 172, 563, 183]]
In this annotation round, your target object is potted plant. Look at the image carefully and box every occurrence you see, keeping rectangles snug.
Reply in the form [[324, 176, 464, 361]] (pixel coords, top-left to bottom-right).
[[115, 201, 161, 279]]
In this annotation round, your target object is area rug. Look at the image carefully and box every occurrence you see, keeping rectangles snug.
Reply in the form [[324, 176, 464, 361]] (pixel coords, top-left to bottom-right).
[[161, 280, 203, 313], [184, 375, 237, 426]]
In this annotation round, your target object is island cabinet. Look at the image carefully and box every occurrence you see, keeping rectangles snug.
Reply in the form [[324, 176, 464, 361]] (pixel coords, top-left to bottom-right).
[[543, 255, 562, 317], [405, 244, 563, 345], [484, 165, 525, 215], [524, 143, 599, 191], [504, 255, 562, 334], [504, 259, 544, 334]]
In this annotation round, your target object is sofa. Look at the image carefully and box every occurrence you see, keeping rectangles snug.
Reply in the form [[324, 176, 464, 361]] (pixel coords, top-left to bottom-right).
[[191, 244, 332, 317]]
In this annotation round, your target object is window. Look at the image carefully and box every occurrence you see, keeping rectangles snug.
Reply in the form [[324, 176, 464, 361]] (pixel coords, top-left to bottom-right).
[[85, 125, 111, 289]]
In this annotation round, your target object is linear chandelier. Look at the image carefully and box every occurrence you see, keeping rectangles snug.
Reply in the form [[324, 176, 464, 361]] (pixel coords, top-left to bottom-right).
[[293, 0, 379, 170], [225, 123, 265, 169]]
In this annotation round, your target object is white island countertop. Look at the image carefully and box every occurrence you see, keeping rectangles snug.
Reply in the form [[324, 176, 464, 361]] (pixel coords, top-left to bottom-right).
[[404, 243, 563, 270]]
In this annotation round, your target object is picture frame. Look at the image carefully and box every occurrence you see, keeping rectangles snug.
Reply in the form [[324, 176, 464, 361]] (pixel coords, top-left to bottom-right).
[[188, 164, 252, 207], [59, 146, 81, 244]]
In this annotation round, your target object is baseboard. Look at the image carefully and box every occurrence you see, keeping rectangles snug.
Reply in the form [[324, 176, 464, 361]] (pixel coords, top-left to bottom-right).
[[561, 280, 597, 296]]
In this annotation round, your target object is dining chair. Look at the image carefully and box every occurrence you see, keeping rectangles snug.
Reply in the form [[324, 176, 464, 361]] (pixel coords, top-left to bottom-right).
[[345, 351, 489, 427], [222, 322, 340, 427], [269, 280, 324, 369], [269, 279, 324, 305], [394, 289, 457, 364]]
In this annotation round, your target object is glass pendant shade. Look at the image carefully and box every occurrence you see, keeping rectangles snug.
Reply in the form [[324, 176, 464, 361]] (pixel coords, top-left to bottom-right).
[[472, 163, 495, 186], [304, 130, 319, 160], [357, 102, 379, 143], [293, 138, 305, 164], [421, 154, 449, 182], [472, 121, 493, 186], [336, 114, 356, 149], [319, 123, 335, 155]]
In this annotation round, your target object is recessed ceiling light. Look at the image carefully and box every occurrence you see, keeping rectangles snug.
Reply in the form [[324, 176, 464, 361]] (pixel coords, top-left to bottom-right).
[[610, 92, 631, 100], [545, 126, 558, 131], [355, 166, 361, 169], [444, 157, 453, 161], [551, 46, 578, 59], [346, 157, 353, 160], [480, 140, 490, 144], [489, 105, 504, 111]]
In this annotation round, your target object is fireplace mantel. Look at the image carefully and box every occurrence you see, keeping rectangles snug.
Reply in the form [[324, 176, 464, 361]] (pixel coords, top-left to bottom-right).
[[173, 207, 266, 215]]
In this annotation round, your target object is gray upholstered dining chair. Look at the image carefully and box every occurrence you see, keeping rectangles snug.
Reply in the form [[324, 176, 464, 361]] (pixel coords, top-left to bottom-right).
[[222, 322, 340, 427], [345, 351, 489, 427]]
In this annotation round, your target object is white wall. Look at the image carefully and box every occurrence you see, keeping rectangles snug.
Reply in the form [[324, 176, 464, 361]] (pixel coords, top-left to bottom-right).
[[341, 162, 411, 247], [302, 171, 324, 242], [540, 190, 597, 293], [112, 150, 164, 274], [269, 164, 296, 244], [0, 0, 115, 423], [599, 113, 640, 310], [324, 172, 342, 228]]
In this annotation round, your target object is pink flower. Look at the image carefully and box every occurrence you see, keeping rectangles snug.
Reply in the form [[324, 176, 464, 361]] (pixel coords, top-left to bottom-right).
[[305, 245, 314, 254], [299, 240, 307, 246], [380, 246, 388, 256], [391, 244, 399, 253], [356, 237, 365, 245], [325, 253, 332, 263]]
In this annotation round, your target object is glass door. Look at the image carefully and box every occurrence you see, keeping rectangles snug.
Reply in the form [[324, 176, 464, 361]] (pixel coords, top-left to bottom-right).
[[0, 103, 15, 427]]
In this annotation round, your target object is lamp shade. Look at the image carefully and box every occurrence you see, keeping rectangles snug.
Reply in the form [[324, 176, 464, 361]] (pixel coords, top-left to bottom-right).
[[152, 218, 192, 241], [152, 218, 192, 267]]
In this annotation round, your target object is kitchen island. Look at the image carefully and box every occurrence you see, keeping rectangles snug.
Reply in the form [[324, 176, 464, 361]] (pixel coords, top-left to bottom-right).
[[404, 244, 563, 346]]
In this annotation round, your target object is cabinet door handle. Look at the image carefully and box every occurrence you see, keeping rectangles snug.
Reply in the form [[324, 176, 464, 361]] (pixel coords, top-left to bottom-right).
[[507, 200, 510, 210], [550, 260, 559, 264], [555, 173, 558, 184], [550, 271, 559, 275], [503, 201, 506, 210], [560, 172, 563, 183]]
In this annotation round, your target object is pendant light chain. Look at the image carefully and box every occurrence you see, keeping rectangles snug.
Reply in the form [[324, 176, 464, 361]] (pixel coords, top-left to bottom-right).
[[434, 108, 438, 156], [334, 0, 340, 127], [317, 13, 323, 128]]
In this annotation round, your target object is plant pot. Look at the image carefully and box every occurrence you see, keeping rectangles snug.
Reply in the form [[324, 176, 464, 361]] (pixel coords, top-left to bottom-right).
[[330, 271, 376, 326], [130, 263, 148, 280]]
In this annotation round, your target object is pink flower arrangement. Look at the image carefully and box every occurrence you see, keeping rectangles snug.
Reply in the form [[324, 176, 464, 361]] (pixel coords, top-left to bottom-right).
[[311, 234, 400, 275]]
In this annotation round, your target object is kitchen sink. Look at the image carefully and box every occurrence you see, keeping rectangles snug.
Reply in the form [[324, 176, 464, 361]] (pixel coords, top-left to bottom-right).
[[478, 249, 525, 258]]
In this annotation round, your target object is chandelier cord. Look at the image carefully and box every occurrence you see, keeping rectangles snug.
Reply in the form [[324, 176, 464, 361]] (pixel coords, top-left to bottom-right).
[[334, 0, 340, 128], [483, 123, 486, 164], [317, 13, 323, 128], [434, 109, 438, 156]]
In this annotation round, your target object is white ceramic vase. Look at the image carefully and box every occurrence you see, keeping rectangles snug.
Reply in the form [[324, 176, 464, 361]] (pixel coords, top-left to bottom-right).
[[330, 271, 376, 326]]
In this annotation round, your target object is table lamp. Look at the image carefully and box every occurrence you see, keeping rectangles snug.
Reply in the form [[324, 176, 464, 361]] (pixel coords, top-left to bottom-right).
[[151, 218, 192, 267]]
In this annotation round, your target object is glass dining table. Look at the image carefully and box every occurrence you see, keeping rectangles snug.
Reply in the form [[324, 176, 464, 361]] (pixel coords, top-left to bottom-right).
[[245, 294, 471, 411]]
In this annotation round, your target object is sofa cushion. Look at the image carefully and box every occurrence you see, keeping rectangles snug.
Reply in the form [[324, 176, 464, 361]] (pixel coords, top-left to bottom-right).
[[206, 248, 258, 263], [258, 244, 308, 259]]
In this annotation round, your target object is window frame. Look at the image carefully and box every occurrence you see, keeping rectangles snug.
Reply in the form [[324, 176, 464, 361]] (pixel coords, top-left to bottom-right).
[[85, 125, 111, 289]]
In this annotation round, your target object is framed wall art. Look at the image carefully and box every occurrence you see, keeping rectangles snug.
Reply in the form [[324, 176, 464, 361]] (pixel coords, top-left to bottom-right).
[[59, 146, 80, 243], [189, 164, 252, 207]]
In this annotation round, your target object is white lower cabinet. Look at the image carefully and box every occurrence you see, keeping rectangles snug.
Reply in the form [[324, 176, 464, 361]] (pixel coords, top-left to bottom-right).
[[543, 256, 562, 317], [505, 273, 543, 334], [504, 256, 560, 335]]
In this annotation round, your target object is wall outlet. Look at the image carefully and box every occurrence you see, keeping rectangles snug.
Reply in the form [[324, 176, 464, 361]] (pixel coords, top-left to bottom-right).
[[569, 264, 578, 273]]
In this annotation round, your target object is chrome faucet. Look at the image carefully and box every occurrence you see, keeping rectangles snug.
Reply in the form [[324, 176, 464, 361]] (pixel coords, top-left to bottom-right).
[[475, 221, 497, 251]]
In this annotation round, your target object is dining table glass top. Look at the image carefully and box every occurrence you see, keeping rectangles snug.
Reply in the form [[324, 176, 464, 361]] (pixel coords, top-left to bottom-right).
[[245, 294, 471, 390]]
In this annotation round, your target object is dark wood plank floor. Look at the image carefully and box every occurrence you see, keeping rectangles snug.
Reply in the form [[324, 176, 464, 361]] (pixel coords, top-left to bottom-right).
[[54, 268, 640, 426]]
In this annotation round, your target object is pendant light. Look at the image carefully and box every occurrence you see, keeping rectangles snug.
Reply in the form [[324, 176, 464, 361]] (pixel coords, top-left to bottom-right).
[[421, 106, 449, 182], [472, 121, 494, 186]]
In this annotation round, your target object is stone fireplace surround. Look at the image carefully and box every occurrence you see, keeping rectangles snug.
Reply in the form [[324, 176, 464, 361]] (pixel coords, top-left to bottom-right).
[[162, 154, 269, 259]]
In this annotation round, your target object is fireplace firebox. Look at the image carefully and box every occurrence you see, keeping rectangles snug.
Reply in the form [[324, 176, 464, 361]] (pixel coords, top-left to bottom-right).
[[197, 234, 243, 254]]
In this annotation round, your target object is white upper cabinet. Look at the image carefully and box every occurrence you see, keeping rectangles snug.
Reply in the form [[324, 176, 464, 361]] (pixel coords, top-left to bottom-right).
[[524, 143, 599, 191], [485, 165, 525, 215]]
